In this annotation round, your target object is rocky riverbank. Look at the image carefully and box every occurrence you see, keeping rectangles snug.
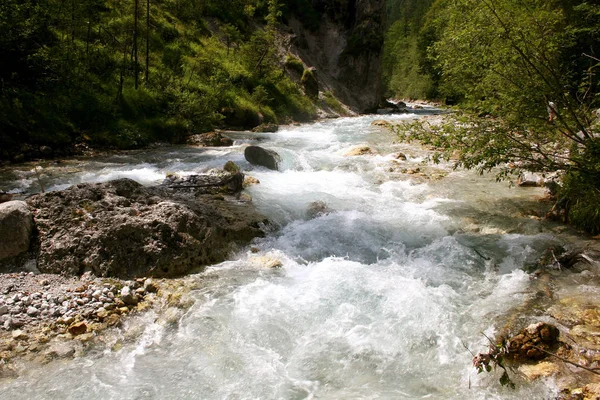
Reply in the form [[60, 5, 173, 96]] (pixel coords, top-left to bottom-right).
[[0, 271, 162, 378]]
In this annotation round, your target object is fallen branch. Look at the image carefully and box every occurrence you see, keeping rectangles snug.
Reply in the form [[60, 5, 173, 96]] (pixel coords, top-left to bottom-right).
[[530, 345, 600, 376]]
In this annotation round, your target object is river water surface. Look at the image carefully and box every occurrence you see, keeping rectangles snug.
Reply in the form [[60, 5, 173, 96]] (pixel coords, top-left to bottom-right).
[[0, 111, 569, 399]]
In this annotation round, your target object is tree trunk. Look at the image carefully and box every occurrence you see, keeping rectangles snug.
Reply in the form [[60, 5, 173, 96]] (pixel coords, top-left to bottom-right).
[[145, 0, 150, 83], [133, 0, 139, 89]]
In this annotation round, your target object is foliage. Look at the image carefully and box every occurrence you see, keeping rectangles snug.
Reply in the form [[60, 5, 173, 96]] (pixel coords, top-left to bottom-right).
[[382, 0, 436, 99], [471, 336, 515, 389], [392, 0, 600, 233], [285, 54, 305, 74], [0, 0, 316, 158], [322, 91, 348, 116]]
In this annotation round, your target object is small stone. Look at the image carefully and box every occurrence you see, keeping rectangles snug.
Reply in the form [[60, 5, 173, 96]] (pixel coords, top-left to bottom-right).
[[67, 321, 87, 336], [0, 305, 8, 316], [45, 342, 75, 358], [120, 287, 138, 306], [143, 279, 158, 293], [92, 290, 102, 299], [96, 308, 108, 319], [11, 329, 28, 340], [105, 314, 121, 326], [26, 306, 39, 316]]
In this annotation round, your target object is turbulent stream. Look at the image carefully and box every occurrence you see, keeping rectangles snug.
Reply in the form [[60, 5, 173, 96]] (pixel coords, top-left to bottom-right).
[[0, 110, 573, 399]]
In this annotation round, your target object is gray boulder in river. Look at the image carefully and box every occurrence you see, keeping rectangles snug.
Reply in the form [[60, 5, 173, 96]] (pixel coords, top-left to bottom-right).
[[244, 146, 281, 170], [26, 176, 268, 278], [0, 201, 33, 261]]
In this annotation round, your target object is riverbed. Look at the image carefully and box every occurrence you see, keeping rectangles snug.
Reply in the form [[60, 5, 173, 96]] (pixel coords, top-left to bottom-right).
[[0, 111, 592, 399]]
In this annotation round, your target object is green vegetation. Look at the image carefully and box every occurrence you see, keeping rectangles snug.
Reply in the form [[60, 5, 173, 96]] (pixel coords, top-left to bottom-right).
[[387, 0, 600, 234], [382, 0, 436, 99], [322, 91, 348, 116], [0, 0, 317, 158], [284, 54, 305, 74]]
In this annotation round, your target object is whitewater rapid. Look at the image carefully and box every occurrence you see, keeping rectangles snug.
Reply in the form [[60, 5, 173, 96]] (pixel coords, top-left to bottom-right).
[[0, 112, 561, 399]]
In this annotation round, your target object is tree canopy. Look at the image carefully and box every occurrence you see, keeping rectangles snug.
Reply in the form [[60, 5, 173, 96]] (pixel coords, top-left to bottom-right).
[[386, 0, 600, 233]]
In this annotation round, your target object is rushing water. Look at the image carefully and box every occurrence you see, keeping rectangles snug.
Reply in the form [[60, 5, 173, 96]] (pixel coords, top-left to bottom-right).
[[0, 111, 566, 399]]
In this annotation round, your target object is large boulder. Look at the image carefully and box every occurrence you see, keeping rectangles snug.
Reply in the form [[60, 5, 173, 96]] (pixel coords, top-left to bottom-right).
[[244, 146, 281, 170], [26, 178, 268, 278], [0, 201, 33, 261]]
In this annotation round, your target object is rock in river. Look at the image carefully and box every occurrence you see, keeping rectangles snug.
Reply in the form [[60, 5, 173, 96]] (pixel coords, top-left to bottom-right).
[[244, 146, 281, 170], [27, 177, 268, 278]]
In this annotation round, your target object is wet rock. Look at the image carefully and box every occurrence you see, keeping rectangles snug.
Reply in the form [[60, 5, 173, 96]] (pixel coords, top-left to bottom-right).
[[395, 153, 407, 161], [518, 361, 559, 381], [252, 123, 279, 133], [223, 161, 240, 173], [307, 201, 330, 219], [249, 256, 283, 269], [582, 383, 600, 399], [187, 132, 233, 147], [67, 321, 87, 336], [243, 176, 260, 187], [0, 200, 33, 261], [163, 170, 244, 195], [244, 146, 281, 170], [344, 146, 376, 156], [371, 120, 392, 127], [507, 322, 560, 361], [45, 342, 76, 358]]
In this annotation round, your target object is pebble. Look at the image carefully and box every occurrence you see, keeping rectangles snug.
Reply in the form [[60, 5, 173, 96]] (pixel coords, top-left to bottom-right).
[[120, 287, 138, 306], [27, 306, 40, 317], [0, 305, 8, 315]]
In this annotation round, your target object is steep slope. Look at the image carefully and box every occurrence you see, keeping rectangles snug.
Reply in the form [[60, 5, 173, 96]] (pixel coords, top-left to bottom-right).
[[285, 0, 386, 113]]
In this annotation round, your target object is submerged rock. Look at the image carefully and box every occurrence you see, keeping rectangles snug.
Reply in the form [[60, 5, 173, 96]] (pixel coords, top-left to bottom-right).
[[344, 146, 376, 156], [244, 146, 281, 170], [27, 178, 268, 278], [0, 201, 33, 261]]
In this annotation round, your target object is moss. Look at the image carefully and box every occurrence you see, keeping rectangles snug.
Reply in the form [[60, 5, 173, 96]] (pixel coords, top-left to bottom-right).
[[285, 54, 305, 74], [323, 91, 348, 115], [301, 69, 319, 99]]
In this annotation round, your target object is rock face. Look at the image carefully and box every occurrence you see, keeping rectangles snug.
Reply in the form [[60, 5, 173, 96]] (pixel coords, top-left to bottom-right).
[[0, 201, 33, 261], [287, 0, 385, 113], [244, 146, 281, 170], [26, 177, 267, 278]]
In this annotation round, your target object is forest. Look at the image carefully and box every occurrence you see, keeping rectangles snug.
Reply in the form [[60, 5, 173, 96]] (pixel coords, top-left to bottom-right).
[[384, 0, 600, 234], [0, 0, 325, 158]]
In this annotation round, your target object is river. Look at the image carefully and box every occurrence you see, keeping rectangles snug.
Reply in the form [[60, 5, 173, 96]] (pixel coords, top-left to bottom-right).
[[0, 110, 571, 398]]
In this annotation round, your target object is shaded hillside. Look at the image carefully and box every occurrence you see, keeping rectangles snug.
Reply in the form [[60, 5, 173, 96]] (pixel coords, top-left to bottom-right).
[[0, 1, 332, 160], [284, 0, 386, 113]]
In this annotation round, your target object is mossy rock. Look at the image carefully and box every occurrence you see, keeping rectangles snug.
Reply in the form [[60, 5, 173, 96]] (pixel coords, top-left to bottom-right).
[[301, 69, 319, 99]]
